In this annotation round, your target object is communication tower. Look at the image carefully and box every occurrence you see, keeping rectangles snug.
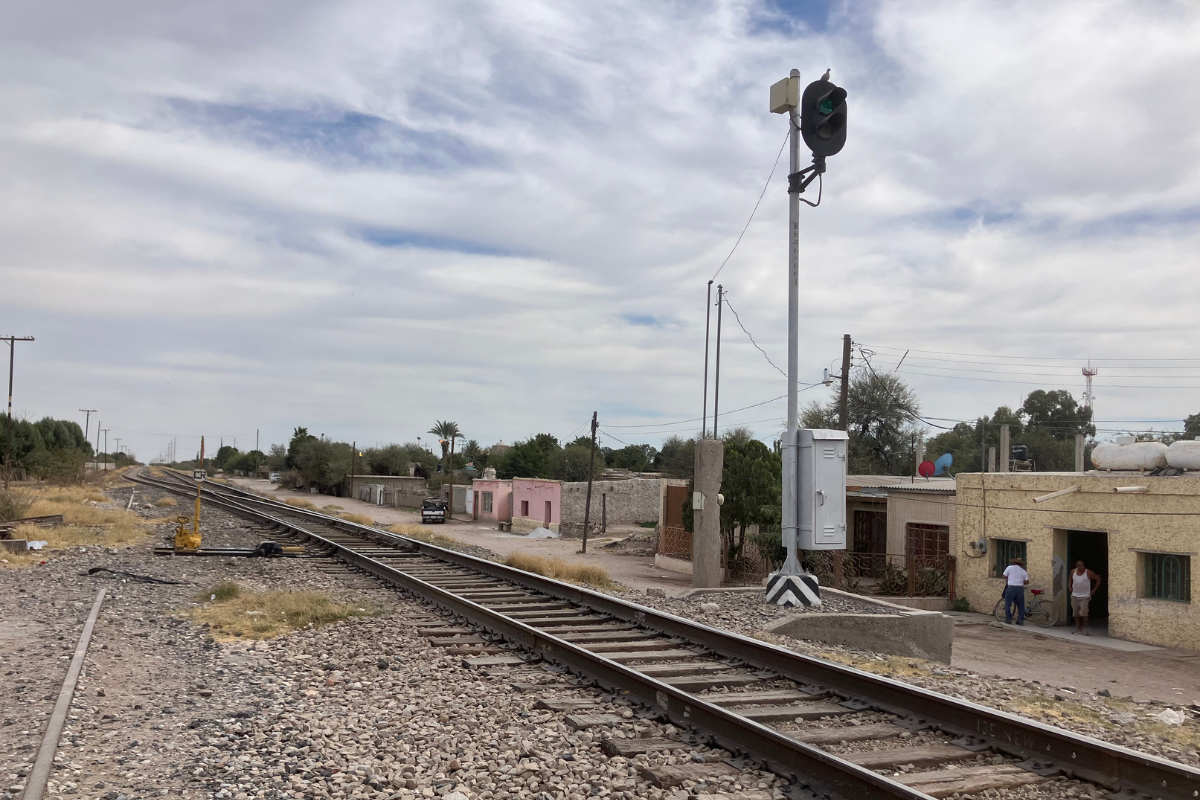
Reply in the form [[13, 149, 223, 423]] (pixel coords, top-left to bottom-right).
[[1082, 362, 1098, 410]]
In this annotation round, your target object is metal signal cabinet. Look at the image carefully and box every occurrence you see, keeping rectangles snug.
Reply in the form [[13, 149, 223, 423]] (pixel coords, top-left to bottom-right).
[[797, 428, 848, 549]]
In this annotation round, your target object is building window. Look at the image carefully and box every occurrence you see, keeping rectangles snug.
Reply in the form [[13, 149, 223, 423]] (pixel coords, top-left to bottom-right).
[[992, 539, 1027, 578], [1144, 553, 1191, 602], [482, 492, 493, 513], [905, 523, 949, 560]]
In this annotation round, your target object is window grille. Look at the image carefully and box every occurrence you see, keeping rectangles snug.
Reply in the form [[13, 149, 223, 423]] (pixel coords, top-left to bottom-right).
[[992, 539, 1027, 578], [1145, 552, 1190, 602]]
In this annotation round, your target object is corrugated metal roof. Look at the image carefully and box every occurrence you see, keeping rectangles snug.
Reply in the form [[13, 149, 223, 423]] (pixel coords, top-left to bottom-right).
[[846, 475, 957, 494]]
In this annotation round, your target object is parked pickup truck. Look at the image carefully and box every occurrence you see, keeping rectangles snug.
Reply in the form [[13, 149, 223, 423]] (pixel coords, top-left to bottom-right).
[[421, 498, 448, 524]]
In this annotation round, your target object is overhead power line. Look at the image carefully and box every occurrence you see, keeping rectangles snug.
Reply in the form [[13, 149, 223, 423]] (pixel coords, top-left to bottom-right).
[[711, 130, 790, 282], [722, 295, 787, 379], [860, 343, 1200, 365]]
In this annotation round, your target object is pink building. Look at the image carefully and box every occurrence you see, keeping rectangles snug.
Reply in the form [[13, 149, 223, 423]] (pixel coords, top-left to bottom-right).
[[471, 479, 512, 524], [512, 478, 561, 533]]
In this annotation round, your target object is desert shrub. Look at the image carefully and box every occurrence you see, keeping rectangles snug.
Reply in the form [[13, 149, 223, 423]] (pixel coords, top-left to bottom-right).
[[156, 496, 177, 508], [503, 553, 613, 588], [0, 490, 34, 522]]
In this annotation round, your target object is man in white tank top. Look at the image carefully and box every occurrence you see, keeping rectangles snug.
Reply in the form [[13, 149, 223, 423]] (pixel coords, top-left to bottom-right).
[[1070, 560, 1102, 635]]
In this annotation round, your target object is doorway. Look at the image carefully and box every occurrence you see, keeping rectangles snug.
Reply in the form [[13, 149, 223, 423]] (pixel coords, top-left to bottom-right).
[[544, 500, 552, 526], [1066, 530, 1109, 619], [853, 508, 887, 576]]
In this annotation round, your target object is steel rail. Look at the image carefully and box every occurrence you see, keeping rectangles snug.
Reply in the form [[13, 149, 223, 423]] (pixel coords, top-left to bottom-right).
[[139, 470, 1200, 800], [131, 470, 925, 800], [23, 588, 107, 800]]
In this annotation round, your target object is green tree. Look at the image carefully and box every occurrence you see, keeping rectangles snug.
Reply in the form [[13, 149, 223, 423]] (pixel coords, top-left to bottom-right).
[[609, 444, 656, 471], [550, 444, 595, 482], [719, 439, 782, 565], [1022, 390, 1095, 439], [654, 436, 695, 480], [494, 434, 560, 479], [461, 439, 484, 467], [1185, 413, 1200, 440]]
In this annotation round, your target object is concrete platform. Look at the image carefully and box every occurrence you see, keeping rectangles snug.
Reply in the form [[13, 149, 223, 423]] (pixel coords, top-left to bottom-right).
[[948, 612, 1162, 652]]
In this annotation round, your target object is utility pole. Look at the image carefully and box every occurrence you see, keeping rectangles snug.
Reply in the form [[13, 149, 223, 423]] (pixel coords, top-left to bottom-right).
[[713, 285, 724, 438], [3, 335, 35, 490], [979, 416, 989, 473], [101, 429, 110, 471], [255, 429, 260, 477], [350, 441, 356, 500], [95, 422, 101, 473], [79, 409, 97, 443], [702, 281, 713, 438], [114, 438, 122, 467], [838, 334, 851, 430], [581, 412, 598, 553]]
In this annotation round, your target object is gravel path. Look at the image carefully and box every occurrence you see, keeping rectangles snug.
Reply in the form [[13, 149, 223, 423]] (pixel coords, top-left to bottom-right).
[[609, 588, 900, 636], [4, 480, 1199, 800]]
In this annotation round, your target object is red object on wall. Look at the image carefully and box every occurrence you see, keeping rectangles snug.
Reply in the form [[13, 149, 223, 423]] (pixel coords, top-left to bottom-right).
[[918, 460, 936, 478]]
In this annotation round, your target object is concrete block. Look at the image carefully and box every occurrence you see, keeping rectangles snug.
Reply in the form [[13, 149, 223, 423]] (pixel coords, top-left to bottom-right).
[[654, 554, 692, 575], [765, 611, 954, 663]]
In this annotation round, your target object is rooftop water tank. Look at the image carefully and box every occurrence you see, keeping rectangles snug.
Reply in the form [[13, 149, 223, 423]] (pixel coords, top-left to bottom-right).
[[1092, 440, 1169, 471], [1166, 440, 1200, 471]]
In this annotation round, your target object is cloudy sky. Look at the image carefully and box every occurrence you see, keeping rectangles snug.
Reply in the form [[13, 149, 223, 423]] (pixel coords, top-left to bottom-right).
[[3, 0, 1199, 461]]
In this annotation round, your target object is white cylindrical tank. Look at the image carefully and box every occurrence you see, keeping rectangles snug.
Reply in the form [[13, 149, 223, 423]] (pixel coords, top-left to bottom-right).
[[1092, 441, 1169, 471], [1166, 440, 1200, 471]]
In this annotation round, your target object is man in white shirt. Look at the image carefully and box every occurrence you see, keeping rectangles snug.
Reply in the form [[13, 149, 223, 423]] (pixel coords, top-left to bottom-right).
[[1002, 557, 1030, 626], [1070, 560, 1102, 636]]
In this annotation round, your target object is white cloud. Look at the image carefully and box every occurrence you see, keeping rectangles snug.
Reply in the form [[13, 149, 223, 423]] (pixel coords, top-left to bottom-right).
[[2, 0, 1198, 461]]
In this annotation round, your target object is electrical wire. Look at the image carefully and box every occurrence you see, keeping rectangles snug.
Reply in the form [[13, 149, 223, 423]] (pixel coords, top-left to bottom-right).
[[711, 129, 790, 281], [604, 394, 788, 428], [859, 343, 1200, 365], [722, 295, 787, 379]]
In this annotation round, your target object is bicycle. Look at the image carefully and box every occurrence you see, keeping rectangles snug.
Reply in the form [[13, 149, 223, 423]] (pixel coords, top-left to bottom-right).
[[993, 587, 1058, 628]]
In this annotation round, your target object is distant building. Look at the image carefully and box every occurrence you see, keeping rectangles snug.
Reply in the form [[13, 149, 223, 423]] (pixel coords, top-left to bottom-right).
[[472, 478, 512, 525], [512, 478, 561, 533]]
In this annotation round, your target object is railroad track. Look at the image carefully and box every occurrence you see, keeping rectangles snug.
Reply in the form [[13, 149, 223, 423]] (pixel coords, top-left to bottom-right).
[[130, 467, 1200, 800]]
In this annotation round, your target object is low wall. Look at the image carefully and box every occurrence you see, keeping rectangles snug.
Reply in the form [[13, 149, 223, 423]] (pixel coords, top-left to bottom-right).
[[654, 553, 693, 576], [765, 605, 954, 663], [561, 478, 679, 535], [512, 517, 559, 534]]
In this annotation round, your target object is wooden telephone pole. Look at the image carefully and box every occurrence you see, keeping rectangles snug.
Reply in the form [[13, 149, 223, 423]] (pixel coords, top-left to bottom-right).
[[581, 412, 598, 553]]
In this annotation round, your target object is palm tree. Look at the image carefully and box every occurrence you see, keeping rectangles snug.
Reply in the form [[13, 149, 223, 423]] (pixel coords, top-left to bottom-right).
[[461, 439, 482, 466], [428, 421, 463, 517]]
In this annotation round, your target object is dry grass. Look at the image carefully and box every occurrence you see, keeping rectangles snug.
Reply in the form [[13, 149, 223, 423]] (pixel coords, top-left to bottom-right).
[[187, 581, 383, 640], [321, 505, 344, 513], [284, 497, 318, 510], [503, 553, 613, 588], [339, 512, 375, 526], [0, 489, 35, 522], [387, 523, 458, 548], [148, 466, 165, 478], [0, 484, 149, 569], [156, 496, 178, 508]]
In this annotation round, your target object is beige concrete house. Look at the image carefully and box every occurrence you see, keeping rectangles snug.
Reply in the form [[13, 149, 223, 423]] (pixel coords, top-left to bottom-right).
[[956, 471, 1200, 649]]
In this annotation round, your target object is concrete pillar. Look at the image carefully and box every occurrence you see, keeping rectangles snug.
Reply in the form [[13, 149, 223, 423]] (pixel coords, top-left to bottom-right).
[[914, 434, 924, 477], [692, 438, 724, 588], [999, 425, 1011, 473], [988, 446, 996, 473], [1075, 434, 1085, 473]]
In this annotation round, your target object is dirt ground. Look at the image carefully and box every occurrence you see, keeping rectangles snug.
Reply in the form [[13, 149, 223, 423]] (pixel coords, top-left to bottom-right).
[[229, 477, 1200, 709], [229, 478, 695, 595], [951, 620, 1200, 705]]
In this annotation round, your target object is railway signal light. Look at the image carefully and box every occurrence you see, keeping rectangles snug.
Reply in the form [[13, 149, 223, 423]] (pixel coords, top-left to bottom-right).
[[801, 78, 847, 158]]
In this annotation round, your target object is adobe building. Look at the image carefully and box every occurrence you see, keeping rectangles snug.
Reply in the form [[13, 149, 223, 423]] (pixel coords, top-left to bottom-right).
[[956, 465, 1200, 650], [512, 478, 561, 533]]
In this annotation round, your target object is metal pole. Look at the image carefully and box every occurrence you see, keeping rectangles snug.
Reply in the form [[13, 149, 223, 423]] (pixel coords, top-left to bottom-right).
[[351, 440, 356, 499], [781, 69, 803, 575], [102, 429, 109, 471], [95, 422, 101, 474], [4, 340, 11, 491], [582, 412, 598, 553], [713, 285, 724, 438], [838, 334, 851, 431], [702, 280, 713, 438], [3, 337, 36, 488]]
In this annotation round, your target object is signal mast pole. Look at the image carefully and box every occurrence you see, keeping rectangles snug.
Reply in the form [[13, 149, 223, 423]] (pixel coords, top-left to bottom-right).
[[781, 69, 803, 578]]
